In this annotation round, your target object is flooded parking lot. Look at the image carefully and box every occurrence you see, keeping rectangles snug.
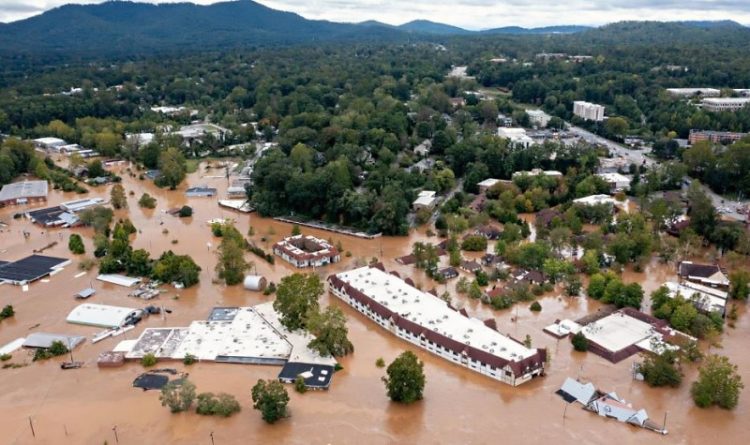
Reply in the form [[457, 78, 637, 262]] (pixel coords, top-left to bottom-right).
[[0, 162, 748, 444]]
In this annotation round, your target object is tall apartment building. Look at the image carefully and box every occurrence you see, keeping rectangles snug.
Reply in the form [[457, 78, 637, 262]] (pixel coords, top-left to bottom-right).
[[573, 101, 605, 121], [701, 97, 750, 112], [526, 109, 551, 128]]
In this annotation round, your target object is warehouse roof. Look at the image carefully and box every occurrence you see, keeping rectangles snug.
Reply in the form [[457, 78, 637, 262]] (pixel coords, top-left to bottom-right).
[[0, 180, 48, 202]]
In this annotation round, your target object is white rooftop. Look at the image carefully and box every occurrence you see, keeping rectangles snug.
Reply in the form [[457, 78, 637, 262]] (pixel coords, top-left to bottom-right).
[[702, 97, 750, 104], [477, 178, 501, 188], [664, 281, 728, 314], [666, 88, 720, 95], [66, 303, 139, 328], [336, 266, 537, 362], [544, 319, 582, 337], [34, 137, 66, 146], [0, 180, 48, 201], [97, 274, 142, 288], [581, 311, 658, 353], [596, 172, 630, 183], [573, 194, 617, 206]]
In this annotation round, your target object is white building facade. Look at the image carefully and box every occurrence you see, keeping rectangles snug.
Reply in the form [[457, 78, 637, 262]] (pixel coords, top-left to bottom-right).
[[573, 101, 605, 121], [328, 265, 546, 386]]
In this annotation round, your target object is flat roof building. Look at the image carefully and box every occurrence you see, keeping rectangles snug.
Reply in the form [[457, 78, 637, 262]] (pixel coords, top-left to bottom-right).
[[329, 265, 546, 386], [185, 186, 218, 197], [273, 235, 341, 268], [596, 172, 631, 192], [666, 88, 720, 98], [526, 109, 551, 128], [573, 101, 605, 122], [0, 180, 48, 206], [477, 178, 501, 193], [33, 137, 67, 150], [689, 130, 748, 145], [701, 97, 750, 112], [578, 308, 688, 363], [497, 127, 533, 148], [66, 303, 141, 328]]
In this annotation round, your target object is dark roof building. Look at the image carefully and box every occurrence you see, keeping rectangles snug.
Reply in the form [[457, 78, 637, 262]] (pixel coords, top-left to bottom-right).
[[278, 362, 335, 389], [678, 261, 729, 288]]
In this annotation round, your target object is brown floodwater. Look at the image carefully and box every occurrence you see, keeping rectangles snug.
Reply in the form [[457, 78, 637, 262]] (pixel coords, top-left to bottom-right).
[[0, 161, 747, 444]]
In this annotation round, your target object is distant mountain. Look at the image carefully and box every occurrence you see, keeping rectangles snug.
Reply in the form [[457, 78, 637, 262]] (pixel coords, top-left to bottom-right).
[[0, 0, 402, 57], [481, 25, 592, 34], [576, 21, 750, 46], [398, 20, 472, 35]]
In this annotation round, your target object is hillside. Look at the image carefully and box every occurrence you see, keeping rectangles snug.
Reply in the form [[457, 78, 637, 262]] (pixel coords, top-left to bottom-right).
[[398, 20, 472, 35], [0, 0, 400, 56]]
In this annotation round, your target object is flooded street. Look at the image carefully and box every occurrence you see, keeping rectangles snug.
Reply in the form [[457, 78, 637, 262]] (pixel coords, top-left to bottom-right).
[[0, 162, 748, 444]]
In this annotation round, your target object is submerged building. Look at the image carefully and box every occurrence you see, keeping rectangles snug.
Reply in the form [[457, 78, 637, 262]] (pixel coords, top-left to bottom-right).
[[328, 265, 546, 386], [273, 235, 340, 268]]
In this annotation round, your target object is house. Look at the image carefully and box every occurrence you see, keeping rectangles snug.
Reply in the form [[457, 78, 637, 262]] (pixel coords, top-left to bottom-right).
[[596, 172, 631, 193], [413, 139, 431, 157], [436, 267, 459, 280], [412, 190, 438, 211], [474, 225, 502, 240], [185, 186, 217, 197], [677, 261, 729, 288], [663, 281, 728, 317], [557, 378, 668, 434], [460, 260, 482, 274]]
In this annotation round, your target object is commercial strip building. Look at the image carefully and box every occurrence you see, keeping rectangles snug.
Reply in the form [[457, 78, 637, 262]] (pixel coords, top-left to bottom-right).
[[123, 304, 337, 389], [26, 197, 106, 227], [688, 130, 748, 145], [497, 127, 534, 148], [0, 254, 70, 285], [666, 88, 720, 98], [273, 235, 341, 268], [328, 265, 547, 386], [0, 180, 48, 206], [512, 169, 563, 179], [701, 97, 750, 112], [573, 308, 690, 363], [573, 101, 605, 121], [33, 137, 67, 150]]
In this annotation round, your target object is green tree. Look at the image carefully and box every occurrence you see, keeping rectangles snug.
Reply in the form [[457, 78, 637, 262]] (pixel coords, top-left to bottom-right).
[[160, 380, 197, 413], [639, 349, 682, 388], [251, 379, 290, 424], [195, 392, 241, 417], [306, 306, 354, 357], [157, 147, 187, 189], [383, 351, 425, 404], [461, 235, 488, 252], [110, 183, 127, 209], [68, 233, 85, 254], [138, 193, 157, 209], [215, 224, 250, 285], [571, 332, 588, 351], [729, 270, 750, 300], [691, 355, 744, 409], [273, 273, 323, 330], [152, 251, 201, 287]]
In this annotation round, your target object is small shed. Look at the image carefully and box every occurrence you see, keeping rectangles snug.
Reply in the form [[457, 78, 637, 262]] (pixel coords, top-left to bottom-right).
[[243, 275, 268, 291]]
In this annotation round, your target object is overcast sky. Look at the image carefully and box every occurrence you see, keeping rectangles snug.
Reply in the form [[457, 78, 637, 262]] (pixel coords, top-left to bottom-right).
[[2, 0, 750, 29]]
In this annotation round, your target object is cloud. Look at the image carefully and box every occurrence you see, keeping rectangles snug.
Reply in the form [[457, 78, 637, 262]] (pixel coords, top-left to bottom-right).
[[2, 0, 750, 28]]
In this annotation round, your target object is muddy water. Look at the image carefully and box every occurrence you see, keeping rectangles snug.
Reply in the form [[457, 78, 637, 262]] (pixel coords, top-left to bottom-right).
[[0, 162, 747, 444]]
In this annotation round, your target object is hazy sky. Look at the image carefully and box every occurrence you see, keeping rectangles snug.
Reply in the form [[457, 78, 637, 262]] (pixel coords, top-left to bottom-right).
[[2, 0, 750, 29]]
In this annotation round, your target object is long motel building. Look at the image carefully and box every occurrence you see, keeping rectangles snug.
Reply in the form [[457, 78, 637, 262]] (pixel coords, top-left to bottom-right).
[[328, 265, 546, 386]]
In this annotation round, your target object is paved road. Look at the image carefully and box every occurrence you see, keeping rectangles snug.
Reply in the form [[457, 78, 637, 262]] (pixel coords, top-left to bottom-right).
[[567, 125, 655, 167]]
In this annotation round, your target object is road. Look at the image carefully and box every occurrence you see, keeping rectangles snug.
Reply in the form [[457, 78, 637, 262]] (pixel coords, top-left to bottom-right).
[[567, 125, 655, 167], [568, 125, 749, 222]]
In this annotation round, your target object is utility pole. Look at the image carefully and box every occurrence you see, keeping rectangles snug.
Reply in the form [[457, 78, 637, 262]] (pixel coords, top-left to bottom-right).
[[210, 431, 215, 445], [28, 417, 35, 438], [113, 425, 119, 443]]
